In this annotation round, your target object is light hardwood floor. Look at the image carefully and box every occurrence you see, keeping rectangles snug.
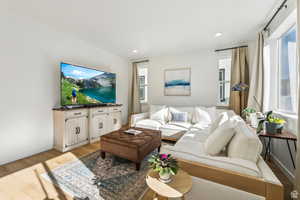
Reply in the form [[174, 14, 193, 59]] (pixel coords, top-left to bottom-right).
[[0, 142, 292, 200]]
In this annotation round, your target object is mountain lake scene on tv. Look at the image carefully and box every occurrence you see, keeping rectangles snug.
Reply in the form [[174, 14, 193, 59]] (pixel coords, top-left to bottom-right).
[[61, 63, 116, 105]]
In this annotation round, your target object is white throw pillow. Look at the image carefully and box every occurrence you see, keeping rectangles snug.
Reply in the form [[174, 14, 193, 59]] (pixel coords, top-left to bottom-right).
[[209, 112, 229, 133], [228, 122, 263, 163], [149, 105, 168, 124], [204, 120, 236, 156], [193, 107, 212, 124], [205, 106, 217, 121]]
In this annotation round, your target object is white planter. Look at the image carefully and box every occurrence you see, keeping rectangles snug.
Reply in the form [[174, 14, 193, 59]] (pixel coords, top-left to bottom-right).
[[159, 171, 172, 183], [249, 113, 258, 128]]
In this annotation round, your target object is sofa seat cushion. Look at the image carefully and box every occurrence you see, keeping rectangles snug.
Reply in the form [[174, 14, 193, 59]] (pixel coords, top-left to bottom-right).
[[177, 130, 210, 144], [162, 143, 261, 177], [162, 122, 192, 131], [191, 121, 211, 131], [135, 119, 163, 130]]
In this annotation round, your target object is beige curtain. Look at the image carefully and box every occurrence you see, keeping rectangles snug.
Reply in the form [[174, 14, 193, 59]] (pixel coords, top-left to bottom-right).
[[129, 62, 141, 115], [247, 32, 264, 112], [229, 47, 249, 115], [295, 0, 300, 194]]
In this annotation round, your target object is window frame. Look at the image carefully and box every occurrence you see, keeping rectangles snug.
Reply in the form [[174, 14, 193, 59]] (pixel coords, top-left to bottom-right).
[[276, 24, 298, 115], [217, 54, 232, 106], [137, 64, 149, 104], [138, 75, 146, 102]]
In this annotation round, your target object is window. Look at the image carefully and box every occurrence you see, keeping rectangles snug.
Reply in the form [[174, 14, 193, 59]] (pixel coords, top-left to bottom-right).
[[139, 75, 146, 101], [137, 63, 148, 103], [218, 57, 231, 105], [278, 26, 297, 113]]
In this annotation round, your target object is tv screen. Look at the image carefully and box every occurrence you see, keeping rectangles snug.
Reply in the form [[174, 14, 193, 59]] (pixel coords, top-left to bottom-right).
[[60, 62, 116, 105]]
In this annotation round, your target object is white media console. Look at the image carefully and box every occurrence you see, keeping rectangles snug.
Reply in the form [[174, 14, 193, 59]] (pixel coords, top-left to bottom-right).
[[53, 105, 122, 152]]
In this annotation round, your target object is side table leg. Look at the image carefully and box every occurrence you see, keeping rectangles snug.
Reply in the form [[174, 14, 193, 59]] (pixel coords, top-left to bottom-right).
[[158, 145, 161, 153], [101, 151, 106, 159], [265, 138, 271, 160], [136, 163, 141, 171], [286, 140, 295, 169]]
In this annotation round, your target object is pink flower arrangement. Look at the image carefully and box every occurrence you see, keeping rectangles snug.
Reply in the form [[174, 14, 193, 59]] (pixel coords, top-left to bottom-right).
[[148, 153, 178, 175]]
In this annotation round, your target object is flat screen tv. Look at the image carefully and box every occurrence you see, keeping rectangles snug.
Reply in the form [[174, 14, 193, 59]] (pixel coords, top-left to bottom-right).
[[60, 62, 116, 106]]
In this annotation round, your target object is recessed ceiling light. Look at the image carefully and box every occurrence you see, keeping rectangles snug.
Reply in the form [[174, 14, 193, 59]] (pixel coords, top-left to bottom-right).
[[132, 50, 138, 53], [215, 32, 222, 37]]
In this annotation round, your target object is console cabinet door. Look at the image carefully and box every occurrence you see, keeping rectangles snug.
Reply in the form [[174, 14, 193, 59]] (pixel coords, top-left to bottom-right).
[[109, 111, 122, 132], [65, 117, 88, 146], [76, 117, 89, 143], [91, 114, 108, 138], [65, 118, 80, 147]]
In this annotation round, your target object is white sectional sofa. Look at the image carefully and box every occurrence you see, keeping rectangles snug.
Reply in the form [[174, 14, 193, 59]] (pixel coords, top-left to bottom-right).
[[131, 105, 222, 137], [131, 105, 283, 200]]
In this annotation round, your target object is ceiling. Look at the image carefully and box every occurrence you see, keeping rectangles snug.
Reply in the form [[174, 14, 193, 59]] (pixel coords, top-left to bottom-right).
[[4, 0, 279, 59]]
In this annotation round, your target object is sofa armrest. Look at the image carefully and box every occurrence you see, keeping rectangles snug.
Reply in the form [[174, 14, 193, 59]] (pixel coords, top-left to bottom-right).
[[130, 112, 150, 127]]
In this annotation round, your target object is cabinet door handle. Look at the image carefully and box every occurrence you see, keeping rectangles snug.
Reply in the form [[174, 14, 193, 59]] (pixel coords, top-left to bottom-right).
[[98, 110, 104, 112], [113, 119, 117, 125], [74, 112, 82, 115], [75, 127, 80, 134], [99, 122, 103, 129]]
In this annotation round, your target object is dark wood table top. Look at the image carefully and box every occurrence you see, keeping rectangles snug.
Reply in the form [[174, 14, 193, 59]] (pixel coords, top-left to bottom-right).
[[258, 130, 297, 141], [246, 123, 297, 141]]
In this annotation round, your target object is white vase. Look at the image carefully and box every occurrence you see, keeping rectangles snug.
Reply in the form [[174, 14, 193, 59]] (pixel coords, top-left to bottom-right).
[[159, 172, 172, 183], [249, 113, 258, 128]]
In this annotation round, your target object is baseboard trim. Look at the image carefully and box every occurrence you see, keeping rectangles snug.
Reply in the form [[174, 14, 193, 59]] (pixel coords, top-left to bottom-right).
[[270, 153, 295, 183]]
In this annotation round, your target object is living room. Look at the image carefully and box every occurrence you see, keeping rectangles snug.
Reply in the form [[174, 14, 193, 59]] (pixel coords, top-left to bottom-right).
[[0, 0, 299, 200]]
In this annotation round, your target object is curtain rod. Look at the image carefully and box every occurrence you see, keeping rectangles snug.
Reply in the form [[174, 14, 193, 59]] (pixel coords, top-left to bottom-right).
[[132, 59, 149, 64], [215, 45, 248, 52], [263, 0, 288, 31]]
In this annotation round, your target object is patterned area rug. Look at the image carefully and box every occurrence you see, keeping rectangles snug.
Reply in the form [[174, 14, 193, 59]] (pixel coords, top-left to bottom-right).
[[41, 151, 156, 200]]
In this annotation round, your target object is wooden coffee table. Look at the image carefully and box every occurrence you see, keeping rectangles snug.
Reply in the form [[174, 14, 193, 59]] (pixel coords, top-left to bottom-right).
[[146, 169, 192, 200], [100, 127, 161, 170]]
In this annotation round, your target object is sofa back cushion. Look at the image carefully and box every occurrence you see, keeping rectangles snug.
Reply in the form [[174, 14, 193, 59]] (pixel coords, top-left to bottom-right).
[[204, 120, 236, 156], [149, 105, 169, 124], [227, 122, 263, 163], [209, 112, 229, 133], [168, 106, 195, 123], [193, 107, 212, 124]]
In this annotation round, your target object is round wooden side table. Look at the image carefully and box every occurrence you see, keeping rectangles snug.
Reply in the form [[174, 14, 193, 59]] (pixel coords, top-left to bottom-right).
[[146, 169, 192, 200]]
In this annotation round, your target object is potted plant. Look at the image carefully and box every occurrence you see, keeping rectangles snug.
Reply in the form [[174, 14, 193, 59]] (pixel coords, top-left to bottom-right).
[[257, 111, 286, 134], [148, 153, 179, 183]]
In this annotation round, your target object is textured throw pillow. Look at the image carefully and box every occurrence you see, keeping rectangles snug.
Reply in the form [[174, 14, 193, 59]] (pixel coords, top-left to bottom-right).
[[193, 107, 212, 124], [168, 107, 194, 122], [204, 120, 236, 156], [171, 111, 188, 122], [149, 105, 168, 123], [209, 112, 229, 133], [228, 122, 263, 163]]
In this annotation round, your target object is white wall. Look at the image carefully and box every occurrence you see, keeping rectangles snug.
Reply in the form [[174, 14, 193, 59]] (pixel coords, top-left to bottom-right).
[[144, 50, 218, 107], [0, 11, 129, 165]]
